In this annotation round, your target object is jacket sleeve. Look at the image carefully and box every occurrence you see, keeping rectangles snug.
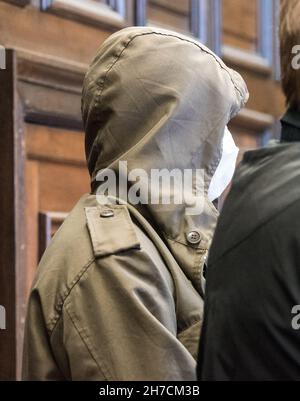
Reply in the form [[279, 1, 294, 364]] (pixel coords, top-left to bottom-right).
[[22, 289, 65, 381], [59, 249, 198, 381]]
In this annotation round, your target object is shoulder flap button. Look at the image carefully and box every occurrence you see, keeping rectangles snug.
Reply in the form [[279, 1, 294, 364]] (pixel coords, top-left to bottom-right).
[[85, 205, 141, 258], [100, 209, 114, 218]]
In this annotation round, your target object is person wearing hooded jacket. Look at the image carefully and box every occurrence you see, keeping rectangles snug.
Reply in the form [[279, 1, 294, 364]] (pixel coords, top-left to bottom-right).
[[197, 0, 300, 381], [22, 26, 248, 381]]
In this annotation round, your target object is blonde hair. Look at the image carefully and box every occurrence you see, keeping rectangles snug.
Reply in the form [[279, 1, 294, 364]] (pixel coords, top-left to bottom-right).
[[280, 0, 300, 111]]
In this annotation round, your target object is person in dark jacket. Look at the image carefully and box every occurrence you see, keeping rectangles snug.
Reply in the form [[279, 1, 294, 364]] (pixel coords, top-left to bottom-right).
[[197, 0, 300, 381]]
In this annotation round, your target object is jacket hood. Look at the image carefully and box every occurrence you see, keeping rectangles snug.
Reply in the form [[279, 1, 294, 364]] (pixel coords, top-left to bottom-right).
[[82, 26, 248, 293]]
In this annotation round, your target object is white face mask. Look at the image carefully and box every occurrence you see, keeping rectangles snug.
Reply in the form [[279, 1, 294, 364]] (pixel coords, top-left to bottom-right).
[[208, 126, 239, 202]]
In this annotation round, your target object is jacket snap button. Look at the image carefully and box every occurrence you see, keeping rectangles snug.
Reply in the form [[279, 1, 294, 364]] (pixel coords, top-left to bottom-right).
[[100, 209, 114, 218], [187, 230, 201, 245]]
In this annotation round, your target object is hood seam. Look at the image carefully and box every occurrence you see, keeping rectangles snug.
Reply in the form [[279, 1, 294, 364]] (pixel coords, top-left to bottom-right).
[[92, 30, 246, 109]]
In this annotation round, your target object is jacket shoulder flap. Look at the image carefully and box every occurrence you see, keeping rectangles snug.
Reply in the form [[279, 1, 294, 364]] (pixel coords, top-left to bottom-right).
[[84, 204, 141, 258]]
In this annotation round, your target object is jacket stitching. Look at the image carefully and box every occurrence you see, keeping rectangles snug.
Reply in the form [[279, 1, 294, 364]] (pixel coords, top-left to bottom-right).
[[48, 257, 96, 335], [95, 31, 245, 104], [65, 302, 114, 381], [193, 250, 205, 296], [88, 211, 102, 250], [178, 318, 202, 336], [86, 206, 141, 256]]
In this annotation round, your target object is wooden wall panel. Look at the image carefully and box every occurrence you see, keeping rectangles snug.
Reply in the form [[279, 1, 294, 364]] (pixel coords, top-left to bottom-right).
[[25, 123, 89, 302], [147, 0, 190, 33], [38, 211, 67, 261], [40, 0, 129, 30], [26, 124, 86, 166], [0, 50, 26, 380], [38, 162, 89, 212], [0, 2, 110, 65], [221, 0, 284, 151], [222, 0, 258, 52], [25, 160, 39, 298]]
